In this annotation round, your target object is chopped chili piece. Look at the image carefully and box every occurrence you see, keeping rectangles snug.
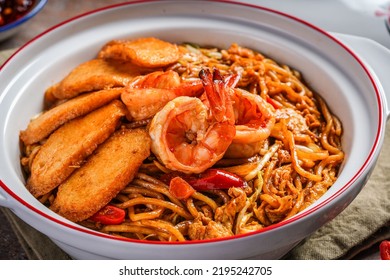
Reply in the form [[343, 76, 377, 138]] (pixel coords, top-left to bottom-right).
[[89, 205, 125, 225], [380, 240, 390, 260], [169, 176, 195, 200]]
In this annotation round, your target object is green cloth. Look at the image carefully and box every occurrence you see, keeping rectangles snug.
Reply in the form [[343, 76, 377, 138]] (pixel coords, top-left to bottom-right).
[[1, 50, 389, 260]]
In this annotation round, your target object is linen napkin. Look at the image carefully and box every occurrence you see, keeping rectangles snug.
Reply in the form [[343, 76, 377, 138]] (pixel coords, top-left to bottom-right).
[[1, 49, 389, 260]]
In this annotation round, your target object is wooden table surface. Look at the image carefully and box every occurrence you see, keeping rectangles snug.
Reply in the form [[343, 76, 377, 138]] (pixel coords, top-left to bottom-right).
[[0, 0, 126, 50]]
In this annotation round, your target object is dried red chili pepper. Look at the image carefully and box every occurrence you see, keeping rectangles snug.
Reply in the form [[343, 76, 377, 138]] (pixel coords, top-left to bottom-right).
[[187, 169, 246, 191], [161, 168, 246, 191]]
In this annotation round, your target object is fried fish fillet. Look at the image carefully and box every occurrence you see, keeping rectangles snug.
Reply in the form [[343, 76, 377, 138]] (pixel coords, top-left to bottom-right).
[[20, 88, 124, 145], [45, 58, 145, 101], [27, 100, 126, 197], [98, 37, 180, 68], [50, 128, 152, 222]]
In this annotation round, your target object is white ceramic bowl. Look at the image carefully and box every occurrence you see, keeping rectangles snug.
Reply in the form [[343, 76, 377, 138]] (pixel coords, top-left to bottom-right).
[[0, 0, 389, 260], [0, 0, 47, 42]]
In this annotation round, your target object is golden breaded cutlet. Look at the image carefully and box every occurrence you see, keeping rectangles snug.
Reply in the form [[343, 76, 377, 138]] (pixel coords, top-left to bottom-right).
[[27, 100, 126, 198], [98, 37, 180, 68], [20, 88, 124, 145], [50, 128, 152, 223], [45, 58, 145, 101]]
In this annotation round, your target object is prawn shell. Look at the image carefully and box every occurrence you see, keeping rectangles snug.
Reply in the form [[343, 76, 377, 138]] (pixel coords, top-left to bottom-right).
[[149, 96, 235, 174]]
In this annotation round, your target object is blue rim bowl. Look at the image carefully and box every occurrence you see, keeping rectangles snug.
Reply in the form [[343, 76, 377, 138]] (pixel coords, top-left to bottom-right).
[[0, 0, 48, 41]]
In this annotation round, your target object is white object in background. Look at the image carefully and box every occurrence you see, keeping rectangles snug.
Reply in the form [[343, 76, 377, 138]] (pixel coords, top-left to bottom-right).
[[240, 0, 390, 49]]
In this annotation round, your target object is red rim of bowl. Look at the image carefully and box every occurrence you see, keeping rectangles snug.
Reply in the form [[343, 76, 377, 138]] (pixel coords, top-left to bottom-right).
[[0, 0, 384, 245]]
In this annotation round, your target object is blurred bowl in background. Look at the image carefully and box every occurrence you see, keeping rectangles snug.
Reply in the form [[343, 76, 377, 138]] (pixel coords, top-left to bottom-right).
[[0, 0, 47, 42]]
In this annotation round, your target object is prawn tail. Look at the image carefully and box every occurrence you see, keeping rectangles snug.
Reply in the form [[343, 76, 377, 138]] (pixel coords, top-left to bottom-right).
[[199, 68, 235, 124]]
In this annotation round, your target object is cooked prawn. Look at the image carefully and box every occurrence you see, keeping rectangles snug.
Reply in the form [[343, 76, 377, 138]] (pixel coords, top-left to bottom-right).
[[149, 68, 236, 174], [121, 70, 204, 121], [225, 88, 276, 158]]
